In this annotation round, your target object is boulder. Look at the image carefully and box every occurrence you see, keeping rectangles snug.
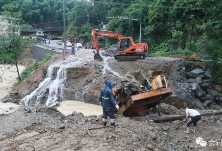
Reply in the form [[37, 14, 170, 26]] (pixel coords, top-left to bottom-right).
[[196, 76, 202, 84], [177, 71, 186, 78], [200, 79, 212, 88], [216, 96, 222, 102], [200, 83, 212, 88], [195, 98, 205, 109], [199, 96, 207, 101], [186, 72, 198, 78], [191, 68, 205, 76], [210, 104, 222, 110], [203, 100, 214, 107], [203, 71, 212, 79], [187, 78, 196, 83], [195, 84, 206, 98], [191, 82, 198, 91], [207, 89, 220, 97], [206, 94, 214, 100]]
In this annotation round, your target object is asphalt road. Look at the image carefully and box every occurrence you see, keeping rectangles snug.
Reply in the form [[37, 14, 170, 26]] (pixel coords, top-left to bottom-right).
[[41, 40, 72, 50]]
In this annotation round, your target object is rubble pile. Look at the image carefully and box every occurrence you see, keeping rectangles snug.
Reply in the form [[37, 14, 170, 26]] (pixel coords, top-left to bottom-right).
[[176, 65, 222, 110], [0, 106, 222, 150], [101, 44, 118, 57], [2, 93, 20, 104]]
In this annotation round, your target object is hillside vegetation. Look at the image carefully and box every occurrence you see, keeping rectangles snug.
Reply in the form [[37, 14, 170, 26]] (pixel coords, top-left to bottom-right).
[[0, 0, 221, 82]]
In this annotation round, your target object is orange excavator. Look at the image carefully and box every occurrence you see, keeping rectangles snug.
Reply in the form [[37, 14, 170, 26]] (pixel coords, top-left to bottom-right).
[[91, 29, 148, 61]]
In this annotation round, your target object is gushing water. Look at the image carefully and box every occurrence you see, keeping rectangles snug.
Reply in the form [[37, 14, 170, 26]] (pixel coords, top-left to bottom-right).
[[46, 68, 66, 106], [20, 56, 86, 107], [102, 56, 122, 78], [20, 66, 54, 106]]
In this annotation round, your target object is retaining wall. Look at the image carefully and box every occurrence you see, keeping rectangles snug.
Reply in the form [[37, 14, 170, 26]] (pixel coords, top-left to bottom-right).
[[33, 45, 62, 61]]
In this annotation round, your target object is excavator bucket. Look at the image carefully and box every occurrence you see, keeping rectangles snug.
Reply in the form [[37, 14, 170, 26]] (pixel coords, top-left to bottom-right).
[[93, 51, 103, 61]]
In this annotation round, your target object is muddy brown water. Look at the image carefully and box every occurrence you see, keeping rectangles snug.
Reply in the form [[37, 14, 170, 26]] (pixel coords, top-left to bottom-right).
[[0, 65, 25, 114], [57, 101, 103, 116]]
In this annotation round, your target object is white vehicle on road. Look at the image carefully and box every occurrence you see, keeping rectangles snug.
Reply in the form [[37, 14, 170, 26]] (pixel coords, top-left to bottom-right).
[[63, 41, 72, 47], [75, 43, 82, 48]]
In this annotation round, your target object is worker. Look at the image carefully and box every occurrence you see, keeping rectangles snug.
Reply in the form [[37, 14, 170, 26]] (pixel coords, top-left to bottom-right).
[[86, 43, 89, 49], [71, 44, 75, 55], [184, 107, 201, 134], [99, 80, 119, 127]]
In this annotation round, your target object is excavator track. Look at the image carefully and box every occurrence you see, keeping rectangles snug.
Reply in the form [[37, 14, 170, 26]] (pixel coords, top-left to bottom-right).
[[114, 53, 146, 61]]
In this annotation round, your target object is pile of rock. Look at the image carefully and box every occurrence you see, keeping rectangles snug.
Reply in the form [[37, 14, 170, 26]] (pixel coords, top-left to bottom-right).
[[2, 93, 20, 104], [101, 44, 118, 57], [187, 69, 222, 109], [176, 67, 222, 110]]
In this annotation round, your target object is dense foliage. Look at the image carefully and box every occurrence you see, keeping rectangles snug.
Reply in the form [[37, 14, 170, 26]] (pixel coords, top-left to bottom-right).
[[0, 0, 222, 82]]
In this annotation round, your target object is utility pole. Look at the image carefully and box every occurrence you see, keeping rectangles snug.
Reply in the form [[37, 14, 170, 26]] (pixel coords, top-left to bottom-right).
[[63, 0, 66, 60], [107, 16, 141, 43], [139, 23, 141, 43]]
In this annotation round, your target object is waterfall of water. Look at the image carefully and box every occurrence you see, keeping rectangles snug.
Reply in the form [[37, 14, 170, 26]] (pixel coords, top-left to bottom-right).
[[20, 65, 67, 107], [102, 57, 122, 78], [46, 68, 66, 106], [20, 66, 54, 106]]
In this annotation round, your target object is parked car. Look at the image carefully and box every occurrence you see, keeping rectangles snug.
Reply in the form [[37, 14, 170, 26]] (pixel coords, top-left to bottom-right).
[[63, 41, 72, 47], [75, 43, 82, 48]]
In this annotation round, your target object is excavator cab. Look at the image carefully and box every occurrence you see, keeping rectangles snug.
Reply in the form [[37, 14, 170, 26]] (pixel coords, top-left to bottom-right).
[[119, 38, 132, 51]]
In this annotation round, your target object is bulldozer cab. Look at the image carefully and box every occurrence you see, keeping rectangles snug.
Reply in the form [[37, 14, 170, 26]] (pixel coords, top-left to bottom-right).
[[119, 38, 132, 51]]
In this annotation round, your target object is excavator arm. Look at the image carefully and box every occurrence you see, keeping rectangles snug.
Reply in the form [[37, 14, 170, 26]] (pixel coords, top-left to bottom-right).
[[91, 29, 148, 61], [91, 29, 124, 51]]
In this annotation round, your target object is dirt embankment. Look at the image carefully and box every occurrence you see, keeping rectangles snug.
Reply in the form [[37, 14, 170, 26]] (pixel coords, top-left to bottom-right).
[[64, 57, 182, 105]]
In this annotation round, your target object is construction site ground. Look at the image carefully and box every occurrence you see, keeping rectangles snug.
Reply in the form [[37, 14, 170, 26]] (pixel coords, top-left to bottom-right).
[[0, 106, 222, 151], [1, 47, 222, 150]]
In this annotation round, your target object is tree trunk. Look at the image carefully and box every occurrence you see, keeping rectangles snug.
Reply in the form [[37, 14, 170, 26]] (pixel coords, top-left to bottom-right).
[[15, 56, 21, 81], [14, 44, 21, 81]]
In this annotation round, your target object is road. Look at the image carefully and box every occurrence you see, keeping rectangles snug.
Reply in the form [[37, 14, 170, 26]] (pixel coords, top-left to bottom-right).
[[41, 40, 84, 52]]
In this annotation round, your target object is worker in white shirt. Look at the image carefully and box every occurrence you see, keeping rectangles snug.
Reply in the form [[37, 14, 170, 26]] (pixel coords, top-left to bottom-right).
[[184, 107, 201, 134]]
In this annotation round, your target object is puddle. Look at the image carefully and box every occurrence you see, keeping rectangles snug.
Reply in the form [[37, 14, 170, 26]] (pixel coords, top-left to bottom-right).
[[57, 101, 103, 116]]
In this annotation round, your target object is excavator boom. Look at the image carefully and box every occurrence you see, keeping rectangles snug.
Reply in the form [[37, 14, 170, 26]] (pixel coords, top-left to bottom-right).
[[91, 29, 148, 61]]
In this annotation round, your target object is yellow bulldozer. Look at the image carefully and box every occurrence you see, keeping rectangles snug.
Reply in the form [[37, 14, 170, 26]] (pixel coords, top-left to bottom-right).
[[112, 69, 172, 116]]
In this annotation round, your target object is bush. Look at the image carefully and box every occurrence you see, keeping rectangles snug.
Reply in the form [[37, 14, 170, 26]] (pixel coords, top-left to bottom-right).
[[152, 42, 193, 57], [18, 54, 51, 84]]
